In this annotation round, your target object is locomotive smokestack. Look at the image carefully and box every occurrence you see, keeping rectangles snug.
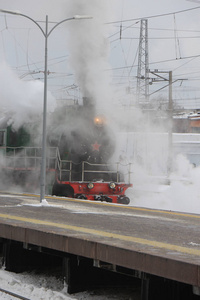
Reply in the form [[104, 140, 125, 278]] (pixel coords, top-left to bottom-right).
[[83, 96, 95, 107]]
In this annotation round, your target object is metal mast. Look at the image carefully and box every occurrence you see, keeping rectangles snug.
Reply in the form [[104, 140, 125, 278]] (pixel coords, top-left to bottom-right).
[[136, 19, 149, 104]]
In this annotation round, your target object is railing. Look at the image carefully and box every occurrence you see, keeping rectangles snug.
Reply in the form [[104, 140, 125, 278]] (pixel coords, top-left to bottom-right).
[[1, 147, 58, 170], [0, 146, 133, 183], [57, 158, 133, 183], [82, 161, 121, 182]]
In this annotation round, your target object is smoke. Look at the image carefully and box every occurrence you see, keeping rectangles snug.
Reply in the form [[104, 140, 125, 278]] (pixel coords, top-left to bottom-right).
[[114, 127, 200, 214], [66, 0, 114, 114], [0, 61, 56, 130], [126, 143, 200, 214]]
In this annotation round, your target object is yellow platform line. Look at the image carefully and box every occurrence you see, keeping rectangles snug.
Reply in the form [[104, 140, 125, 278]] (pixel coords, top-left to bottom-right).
[[1, 190, 200, 220], [17, 192, 200, 220], [0, 212, 199, 257]]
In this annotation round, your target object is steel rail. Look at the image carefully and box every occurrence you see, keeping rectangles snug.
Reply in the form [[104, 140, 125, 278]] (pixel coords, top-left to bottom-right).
[[0, 287, 30, 300]]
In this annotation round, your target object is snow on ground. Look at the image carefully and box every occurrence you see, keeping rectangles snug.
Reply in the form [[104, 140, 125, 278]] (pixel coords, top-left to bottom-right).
[[0, 269, 70, 300], [0, 269, 139, 300]]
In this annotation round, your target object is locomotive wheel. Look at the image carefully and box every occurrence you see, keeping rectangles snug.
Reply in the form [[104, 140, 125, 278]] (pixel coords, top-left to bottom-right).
[[118, 196, 130, 205], [105, 196, 112, 203], [52, 183, 74, 198], [52, 183, 60, 196], [122, 196, 130, 205], [77, 194, 87, 200]]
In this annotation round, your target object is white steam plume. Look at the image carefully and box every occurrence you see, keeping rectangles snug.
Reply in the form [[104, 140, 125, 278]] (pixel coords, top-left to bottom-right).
[[127, 153, 200, 214], [66, 0, 114, 114], [0, 61, 56, 130]]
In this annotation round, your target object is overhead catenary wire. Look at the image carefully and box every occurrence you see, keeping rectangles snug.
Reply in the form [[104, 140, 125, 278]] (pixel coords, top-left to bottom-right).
[[108, 10, 200, 98], [107, 6, 200, 24], [1, 5, 200, 107], [110, 54, 200, 71], [1, 25, 42, 74], [14, 55, 69, 70], [108, 4, 200, 94], [117, 35, 200, 40], [0, 15, 72, 92]]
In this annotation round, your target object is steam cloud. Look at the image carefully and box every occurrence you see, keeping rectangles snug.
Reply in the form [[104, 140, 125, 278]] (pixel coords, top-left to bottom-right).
[[0, 61, 56, 130], [66, 0, 114, 114]]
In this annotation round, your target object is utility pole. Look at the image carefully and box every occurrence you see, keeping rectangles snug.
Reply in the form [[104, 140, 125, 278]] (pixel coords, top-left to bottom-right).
[[168, 71, 173, 175], [136, 19, 149, 104], [149, 70, 188, 175], [149, 70, 173, 175]]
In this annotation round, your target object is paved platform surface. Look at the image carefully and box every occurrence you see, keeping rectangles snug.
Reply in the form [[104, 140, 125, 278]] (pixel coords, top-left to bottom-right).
[[0, 191, 200, 287]]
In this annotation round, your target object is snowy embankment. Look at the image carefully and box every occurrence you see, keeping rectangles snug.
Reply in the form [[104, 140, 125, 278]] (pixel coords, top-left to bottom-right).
[[0, 268, 139, 300], [0, 269, 71, 300]]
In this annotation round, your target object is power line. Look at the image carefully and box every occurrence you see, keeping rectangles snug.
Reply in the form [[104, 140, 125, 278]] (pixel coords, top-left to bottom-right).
[[149, 27, 200, 33], [111, 54, 200, 71], [107, 6, 200, 24], [116, 36, 200, 40]]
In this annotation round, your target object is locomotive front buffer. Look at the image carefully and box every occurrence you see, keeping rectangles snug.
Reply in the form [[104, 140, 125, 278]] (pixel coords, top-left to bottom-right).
[[52, 160, 133, 205], [54, 179, 132, 205]]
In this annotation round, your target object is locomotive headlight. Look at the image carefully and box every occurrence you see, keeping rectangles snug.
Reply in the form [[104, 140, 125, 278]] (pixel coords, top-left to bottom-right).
[[109, 182, 116, 189], [94, 115, 105, 127], [87, 182, 94, 189]]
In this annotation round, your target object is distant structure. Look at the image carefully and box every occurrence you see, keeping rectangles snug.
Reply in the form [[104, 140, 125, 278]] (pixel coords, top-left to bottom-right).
[[136, 19, 149, 104], [173, 111, 200, 133], [186, 0, 200, 3]]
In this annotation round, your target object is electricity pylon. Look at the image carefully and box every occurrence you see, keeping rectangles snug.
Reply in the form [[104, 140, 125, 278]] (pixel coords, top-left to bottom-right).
[[136, 19, 149, 104]]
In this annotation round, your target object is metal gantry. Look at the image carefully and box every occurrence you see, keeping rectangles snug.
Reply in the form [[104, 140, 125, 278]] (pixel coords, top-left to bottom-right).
[[136, 19, 149, 104]]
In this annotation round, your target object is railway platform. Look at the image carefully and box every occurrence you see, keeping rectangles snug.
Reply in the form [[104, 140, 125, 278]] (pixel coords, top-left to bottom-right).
[[0, 191, 200, 299]]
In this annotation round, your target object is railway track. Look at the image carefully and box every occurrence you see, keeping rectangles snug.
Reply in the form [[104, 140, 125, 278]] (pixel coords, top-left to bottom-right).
[[0, 287, 30, 300]]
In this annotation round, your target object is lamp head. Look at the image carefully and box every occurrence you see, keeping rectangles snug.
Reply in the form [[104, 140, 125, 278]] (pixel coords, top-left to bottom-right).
[[0, 9, 21, 15], [73, 15, 93, 20]]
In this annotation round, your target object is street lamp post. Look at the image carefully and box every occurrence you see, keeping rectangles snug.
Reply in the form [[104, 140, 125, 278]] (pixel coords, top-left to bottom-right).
[[0, 9, 92, 202]]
